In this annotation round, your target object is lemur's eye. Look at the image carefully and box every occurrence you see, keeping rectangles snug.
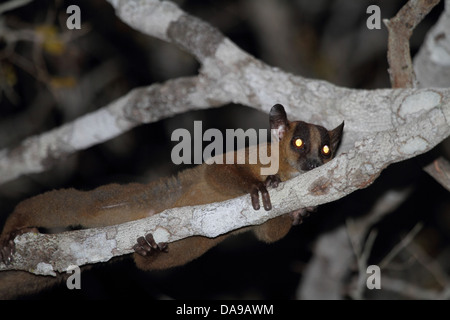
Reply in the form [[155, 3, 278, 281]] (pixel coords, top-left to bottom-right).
[[293, 138, 303, 148], [321, 145, 330, 156]]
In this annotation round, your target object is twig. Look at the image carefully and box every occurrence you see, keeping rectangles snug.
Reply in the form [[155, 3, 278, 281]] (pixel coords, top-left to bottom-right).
[[423, 157, 450, 191], [347, 225, 378, 300], [407, 242, 450, 288], [379, 222, 424, 269], [384, 0, 440, 88], [382, 276, 450, 299], [0, 0, 33, 15]]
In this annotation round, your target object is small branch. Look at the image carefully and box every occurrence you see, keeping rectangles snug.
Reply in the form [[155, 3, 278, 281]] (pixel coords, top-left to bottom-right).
[[412, 0, 450, 191], [297, 226, 354, 300], [0, 76, 227, 184], [423, 157, 450, 191], [382, 276, 450, 299], [348, 227, 378, 300], [2, 0, 450, 186], [407, 242, 450, 288], [384, 0, 440, 88], [347, 223, 424, 299], [379, 222, 424, 269], [302, 0, 446, 300], [0, 0, 33, 15]]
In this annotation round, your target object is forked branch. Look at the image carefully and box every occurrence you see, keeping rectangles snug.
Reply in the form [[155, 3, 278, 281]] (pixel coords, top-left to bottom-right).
[[0, 0, 449, 275]]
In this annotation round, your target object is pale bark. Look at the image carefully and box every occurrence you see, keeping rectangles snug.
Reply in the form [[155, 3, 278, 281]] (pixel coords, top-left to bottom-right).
[[0, 0, 449, 276]]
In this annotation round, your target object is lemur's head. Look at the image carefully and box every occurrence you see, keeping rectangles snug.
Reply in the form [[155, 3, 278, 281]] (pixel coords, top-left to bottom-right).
[[270, 104, 344, 174]]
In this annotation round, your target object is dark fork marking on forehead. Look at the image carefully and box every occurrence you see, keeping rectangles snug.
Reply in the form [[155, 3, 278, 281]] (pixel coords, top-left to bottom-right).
[[308, 125, 321, 150], [292, 121, 310, 142], [316, 125, 331, 148], [292, 122, 331, 151]]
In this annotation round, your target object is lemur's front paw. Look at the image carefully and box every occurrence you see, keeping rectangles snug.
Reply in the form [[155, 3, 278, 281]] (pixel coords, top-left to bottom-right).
[[250, 182, 272, 211], [264, 174, 281, 189], [289, 206, 317, 225], [250, 175, 281, 211], [133, 233, 168, 257], [0, 227, 39, 265]]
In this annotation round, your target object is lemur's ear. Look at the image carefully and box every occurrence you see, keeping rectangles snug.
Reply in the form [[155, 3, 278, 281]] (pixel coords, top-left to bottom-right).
[[329, 121, 345, 155], [270, 104, 289, 141]]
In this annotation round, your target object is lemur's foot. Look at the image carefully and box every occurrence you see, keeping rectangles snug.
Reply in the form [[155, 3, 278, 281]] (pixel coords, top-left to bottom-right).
[[250, 182, 272, 211], [133, 233, 168, 257], [250, 175, 282, 211], [289, 207, 317, 225], [0, 227, 39, 264]]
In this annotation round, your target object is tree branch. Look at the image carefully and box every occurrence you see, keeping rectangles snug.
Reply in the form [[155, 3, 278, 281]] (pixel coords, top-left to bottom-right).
[[0, 76, 227, 184], [2, 0, 449, 185], [1, 101, 449, 274], [412, 0, 450, 191], [384, 0, 440, 88], [423, 156, 450, 191], [382, 276, 450, 299]]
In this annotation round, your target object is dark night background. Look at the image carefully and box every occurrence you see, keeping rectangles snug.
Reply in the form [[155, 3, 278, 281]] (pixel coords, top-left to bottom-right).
[[0, 0, 449, 299]]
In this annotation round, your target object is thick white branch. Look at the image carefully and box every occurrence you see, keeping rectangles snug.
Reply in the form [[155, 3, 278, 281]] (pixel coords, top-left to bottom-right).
[[1, 0, 449, 185], [1, 101, 448, 275], [0, 76, 227, 184], [0, 0, 450, 275]]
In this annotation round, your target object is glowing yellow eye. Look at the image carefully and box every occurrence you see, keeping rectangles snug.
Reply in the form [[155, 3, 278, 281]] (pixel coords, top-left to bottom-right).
[[294, 138, 303, 148], [322, 145, 330, 155]]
